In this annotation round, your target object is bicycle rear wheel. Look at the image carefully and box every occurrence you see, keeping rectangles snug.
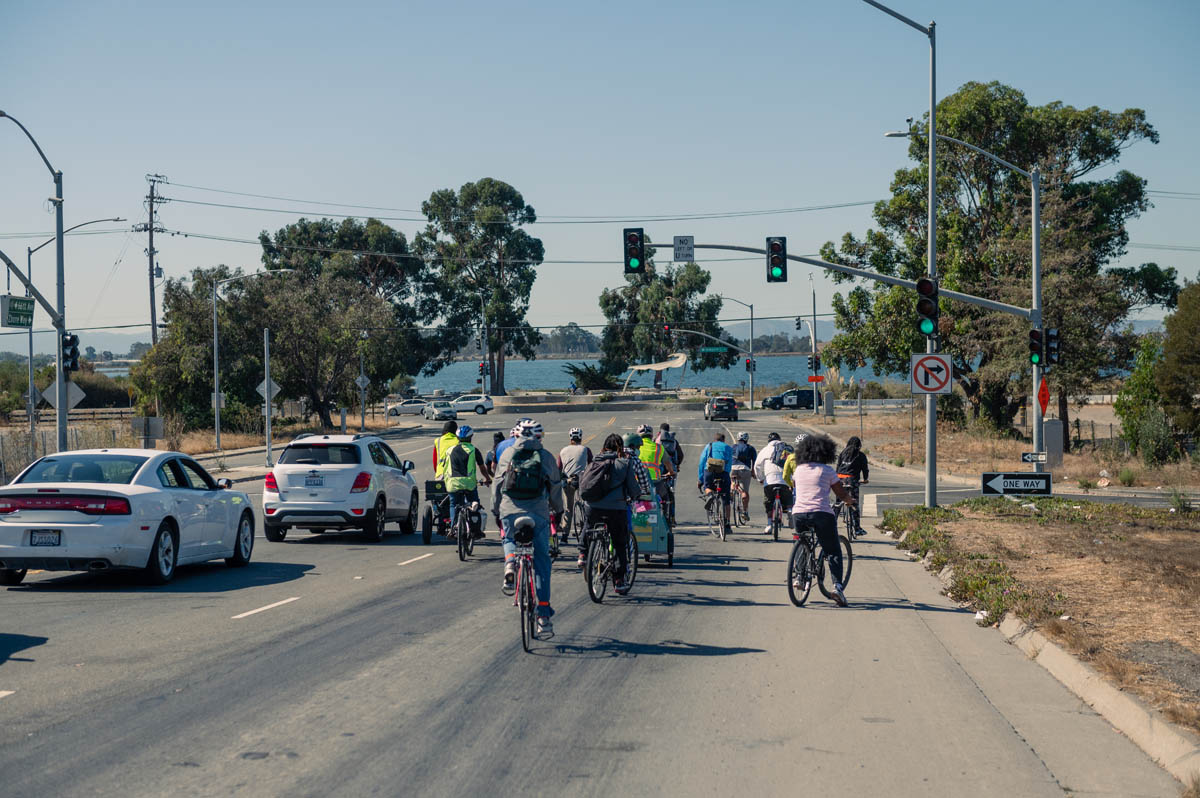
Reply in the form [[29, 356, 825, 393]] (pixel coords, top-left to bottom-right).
[[772, 501, 782, 541], [586, 536, 608, 603], [456, 517, 469, 561], [817, 534, 854, 598], [573, 501, 587, 540], [623, 534, 639, 592], [719, 501, 728, 542], [787, 540, 815, 607], [519, 559, 534, 651]]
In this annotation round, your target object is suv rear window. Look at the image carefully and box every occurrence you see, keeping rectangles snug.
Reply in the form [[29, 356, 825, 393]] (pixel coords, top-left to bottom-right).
[[713, 399, 736, 408], [19, 454, 148, 484], [278, 444, 361, 465]]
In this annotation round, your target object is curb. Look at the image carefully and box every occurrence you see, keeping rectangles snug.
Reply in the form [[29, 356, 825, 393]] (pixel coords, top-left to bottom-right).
[[998, 613, 1200, 786], [880, 522, 1200, 786], [492, 401, 707, 415]]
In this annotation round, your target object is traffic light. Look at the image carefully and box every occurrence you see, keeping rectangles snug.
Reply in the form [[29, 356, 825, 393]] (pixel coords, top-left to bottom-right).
[[62, 333, 80, 372], [623, 228, 645, 275], [478, 362, 485, 375], [1028, 329, 1043, 365], [813, 355, 821, 371], [766, 237, 787, 282], [806, 355, 814, 370], [744, 358, 753, 372], [1045, 328, 1060, 365], [915, 277, 938, 337], [662, 323, 672, 336]]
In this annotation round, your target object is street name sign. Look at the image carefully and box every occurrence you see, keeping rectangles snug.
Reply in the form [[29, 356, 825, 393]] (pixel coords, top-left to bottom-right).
[[257, 379, 281, 401], [673, 236, 694, 263], [1021, 451, 1048, 464], [2, 295, 34, 328], [699, 346, 727, 353], [981, 472, 1052, 496], [910, 353, 952, 395]]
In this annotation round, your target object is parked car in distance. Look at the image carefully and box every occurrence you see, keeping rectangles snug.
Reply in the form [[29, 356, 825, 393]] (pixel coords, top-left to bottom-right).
[[388, 399, 427, 416], [703, 396, 739, 421], [262, 434, 418, 543], [450, 394, 493, 415], [0, 450, 255, 586], [762, 388, 822, 411], [423, 401, 458, 421]]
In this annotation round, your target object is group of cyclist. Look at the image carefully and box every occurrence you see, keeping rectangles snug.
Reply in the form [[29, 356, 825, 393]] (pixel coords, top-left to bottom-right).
[[432, 415, 869, 635]]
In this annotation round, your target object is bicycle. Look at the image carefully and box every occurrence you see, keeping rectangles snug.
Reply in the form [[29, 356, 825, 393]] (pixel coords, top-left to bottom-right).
[[704, 491, 729, 542], [832, 474, 862, 538], [786, 520, 853, 607], [570, 495, 588, 543], [584, 521, 638, 603], [510, 517, 538, 651], [769, 493, 785, 542], [453, 505, 474, 561]]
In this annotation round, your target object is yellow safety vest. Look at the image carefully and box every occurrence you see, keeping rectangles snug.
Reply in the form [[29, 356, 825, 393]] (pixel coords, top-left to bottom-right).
[[638, 438, 665, 480]]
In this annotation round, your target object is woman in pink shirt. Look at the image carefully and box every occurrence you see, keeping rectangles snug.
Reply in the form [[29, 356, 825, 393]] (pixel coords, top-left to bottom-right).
[[784, 434, 857, 606]]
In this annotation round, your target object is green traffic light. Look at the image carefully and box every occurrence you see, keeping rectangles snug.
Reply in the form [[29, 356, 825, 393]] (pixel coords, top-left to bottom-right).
[[1030, 353, 1041, 364], [919, 318, 935, 335], [629, 257, 641, 269], [770, 266, 783, 278]]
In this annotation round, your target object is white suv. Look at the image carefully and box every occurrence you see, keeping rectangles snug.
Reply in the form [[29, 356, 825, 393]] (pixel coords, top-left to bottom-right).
[[263, 434, 418, 543], [451, 394, 494, 415]]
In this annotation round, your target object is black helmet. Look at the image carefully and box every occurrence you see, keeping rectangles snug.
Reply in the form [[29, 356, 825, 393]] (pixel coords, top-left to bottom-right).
[[767, 432, 781, 442]]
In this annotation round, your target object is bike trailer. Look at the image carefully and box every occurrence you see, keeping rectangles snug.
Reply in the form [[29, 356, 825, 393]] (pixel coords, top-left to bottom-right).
[[631, 496, 673, 566]]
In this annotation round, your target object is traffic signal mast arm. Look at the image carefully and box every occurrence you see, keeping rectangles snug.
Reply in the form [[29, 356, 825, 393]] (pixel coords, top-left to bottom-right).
[[686, 243, 1034, 321], [0, 247, 64, 327]]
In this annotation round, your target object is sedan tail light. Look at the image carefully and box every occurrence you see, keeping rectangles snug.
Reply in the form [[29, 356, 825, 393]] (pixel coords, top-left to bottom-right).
[[350, 472, 372, 493], [265, 471, 279, 492], [0, 495, 131, 515]]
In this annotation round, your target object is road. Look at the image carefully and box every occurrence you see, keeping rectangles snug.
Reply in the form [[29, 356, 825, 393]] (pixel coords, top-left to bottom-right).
[[0, 409, 1181, 796]]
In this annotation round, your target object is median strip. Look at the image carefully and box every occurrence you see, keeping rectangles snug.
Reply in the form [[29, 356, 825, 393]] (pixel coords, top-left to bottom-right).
[[231, 596, 301, 619], [398, 553, 434, 566]]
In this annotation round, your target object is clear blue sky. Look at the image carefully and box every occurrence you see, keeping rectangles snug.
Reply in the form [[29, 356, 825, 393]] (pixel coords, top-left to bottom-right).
[[2, 0, 1197, 352]]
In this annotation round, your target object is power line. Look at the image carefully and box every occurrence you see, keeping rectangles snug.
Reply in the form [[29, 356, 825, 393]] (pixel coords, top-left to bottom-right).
[[0, 228, 128, 240], [1128, 242, 1200, 253]]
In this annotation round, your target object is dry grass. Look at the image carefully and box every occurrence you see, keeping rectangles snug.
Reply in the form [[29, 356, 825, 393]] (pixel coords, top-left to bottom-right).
[[170, 417, 416, 456], [1182, 775, 1200, 798], [908, 498, 1200, 735]]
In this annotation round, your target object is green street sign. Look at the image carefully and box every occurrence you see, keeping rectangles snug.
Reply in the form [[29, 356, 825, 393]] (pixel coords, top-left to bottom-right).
[[2, 295, 34, 329], [699, 346, 728, 353]]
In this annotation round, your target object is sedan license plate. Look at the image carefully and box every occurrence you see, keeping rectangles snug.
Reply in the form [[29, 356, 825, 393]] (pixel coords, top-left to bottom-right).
[[29, 530, 61, 546], [304, 476, 324, 488]]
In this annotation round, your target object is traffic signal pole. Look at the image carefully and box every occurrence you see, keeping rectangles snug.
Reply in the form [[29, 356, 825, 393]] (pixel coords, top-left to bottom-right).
[[1030, 167, 1044, 466]]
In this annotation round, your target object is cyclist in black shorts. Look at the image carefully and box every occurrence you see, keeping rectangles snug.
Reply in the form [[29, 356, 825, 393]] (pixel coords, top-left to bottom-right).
[[835, 436, 870, 536]]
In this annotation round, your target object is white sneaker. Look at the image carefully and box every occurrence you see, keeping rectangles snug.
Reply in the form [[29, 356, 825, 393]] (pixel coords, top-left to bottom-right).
[[536, 617, 554, 638], [763, 524, 773, 535]]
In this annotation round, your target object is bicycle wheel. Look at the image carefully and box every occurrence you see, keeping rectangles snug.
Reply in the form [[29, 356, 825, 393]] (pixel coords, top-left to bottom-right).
[[706, 500, 720, 538], [519, 558, 533, 652], [772, 501, 782, 541], [465, 522, 476, 556], [586, 535, 608, 603], [817, 534, 854, 598], [456, 517, 468, 561], [719, 501, 728, 542], [623, 534, 639, 592], [573, 501, 587, 540], [787, 540, 815, 607], [841, 503, 856, 539]]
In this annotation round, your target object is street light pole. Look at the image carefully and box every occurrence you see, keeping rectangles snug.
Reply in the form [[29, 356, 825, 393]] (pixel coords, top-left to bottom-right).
[[359, 329, 368, 432], [212, 269, 293, 451], [478, 292, 489, 395], [719, 295, 754, 409], [0, 110, 71, 452], [25, 217, 124, 459], [860, 0, 938, 507], [810, 274, 819, 416]]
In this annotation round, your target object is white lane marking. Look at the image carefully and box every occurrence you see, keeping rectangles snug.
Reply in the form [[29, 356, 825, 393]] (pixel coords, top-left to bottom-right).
[[231, 596, 301, 619], [862, 493, 878, 517], [398, 553, 434, 566], [0, 690, 14, 700]]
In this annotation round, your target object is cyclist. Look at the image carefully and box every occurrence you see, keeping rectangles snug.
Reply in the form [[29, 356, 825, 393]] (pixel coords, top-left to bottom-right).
[[654, 423, 683, 524], [440, 424, 492, 539], [697, 432, 733, 536], [835, 436, 870, 537], [485, 431, 505, 472], [730, 431, 757, 522], [623, 433, 654, 500], [557, 427, 593, 531], [783, 433, 856, 607], [494, 417, 533, 463], [432, 420, 459, 478], [636, 423, 675, 506], [582, 433, 642, 595], [491, 419, 563, 637], [754, 432, 793, 535]]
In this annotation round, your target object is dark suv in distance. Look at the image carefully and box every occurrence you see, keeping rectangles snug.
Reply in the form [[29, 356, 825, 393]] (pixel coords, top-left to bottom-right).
[[703, 396, 739, 421]]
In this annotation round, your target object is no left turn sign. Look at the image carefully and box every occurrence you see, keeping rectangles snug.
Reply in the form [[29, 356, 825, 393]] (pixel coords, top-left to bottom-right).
[[910, 353, 952, 395]]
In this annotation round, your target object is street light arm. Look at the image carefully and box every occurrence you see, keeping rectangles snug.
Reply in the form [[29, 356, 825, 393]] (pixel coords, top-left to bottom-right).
[[888, 130, 1031, 178], [30, 217, 126, 256], [0, 111, 58, 177], [859, 0, 929, 35]]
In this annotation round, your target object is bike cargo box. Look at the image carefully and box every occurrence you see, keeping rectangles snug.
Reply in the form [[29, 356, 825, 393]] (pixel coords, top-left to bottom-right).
[[631, 497, 672, 564]]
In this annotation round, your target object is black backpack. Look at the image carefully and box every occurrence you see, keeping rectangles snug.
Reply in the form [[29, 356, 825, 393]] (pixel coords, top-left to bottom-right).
[[659, 432, 683, 466], [503, 448, 546, 500], [770, 443, 794, 468], [579, 455, 619, 501]]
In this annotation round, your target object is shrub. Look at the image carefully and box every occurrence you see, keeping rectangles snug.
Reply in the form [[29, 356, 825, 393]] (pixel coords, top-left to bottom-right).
[[1117, 467, 1136, 487], [1135, 406, 1178, 467]]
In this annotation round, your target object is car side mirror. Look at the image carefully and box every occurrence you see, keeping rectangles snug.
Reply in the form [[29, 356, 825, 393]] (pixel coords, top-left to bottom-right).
[[216, 478, 233, 490], [402, 460, 415, 473]]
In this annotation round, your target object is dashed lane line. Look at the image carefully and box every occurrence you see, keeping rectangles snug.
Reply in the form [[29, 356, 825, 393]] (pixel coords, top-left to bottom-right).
[[231, 596, 301, 619], [398, 553, 434, 567]]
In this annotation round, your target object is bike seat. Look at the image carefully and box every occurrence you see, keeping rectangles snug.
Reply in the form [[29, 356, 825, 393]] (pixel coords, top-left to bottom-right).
[[511, 515, 536, 545]]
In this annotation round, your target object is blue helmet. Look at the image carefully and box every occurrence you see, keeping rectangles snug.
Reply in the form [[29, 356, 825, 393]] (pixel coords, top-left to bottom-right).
[[456, 424, 474, 440]]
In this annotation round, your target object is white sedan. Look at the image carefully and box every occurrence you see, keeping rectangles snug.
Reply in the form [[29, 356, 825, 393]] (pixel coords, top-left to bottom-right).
[[388, 399, 427, 416], [0, 450, 255, 586]]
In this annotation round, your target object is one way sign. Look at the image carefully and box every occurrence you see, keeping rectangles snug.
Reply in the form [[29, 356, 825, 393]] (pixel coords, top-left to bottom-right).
[[981, 472, 1052, 496]]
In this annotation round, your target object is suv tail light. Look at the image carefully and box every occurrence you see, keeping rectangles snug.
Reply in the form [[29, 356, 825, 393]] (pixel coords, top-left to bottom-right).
[[264, 471, 279, 492], [350, 472, 372, 493], [0, 495, 131, 515]]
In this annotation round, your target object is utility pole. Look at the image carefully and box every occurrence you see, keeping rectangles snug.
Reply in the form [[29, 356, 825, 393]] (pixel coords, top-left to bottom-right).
[[264, 328, 273, 467], [137, 175, 167, 345], [810, 274, 819, 415]]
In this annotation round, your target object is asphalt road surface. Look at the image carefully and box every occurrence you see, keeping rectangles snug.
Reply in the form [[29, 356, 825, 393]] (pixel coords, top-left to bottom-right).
[[0, 409, 1181, 796]]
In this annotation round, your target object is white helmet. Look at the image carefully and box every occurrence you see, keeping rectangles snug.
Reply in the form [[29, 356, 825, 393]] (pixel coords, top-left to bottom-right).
[[510, 417, 532, 438], [519, 419, 544, 439], [794, 433, 807, 446], [569, 427, 583, 440], [736, 431, 749, 443], [636, 424, 653, 437]]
